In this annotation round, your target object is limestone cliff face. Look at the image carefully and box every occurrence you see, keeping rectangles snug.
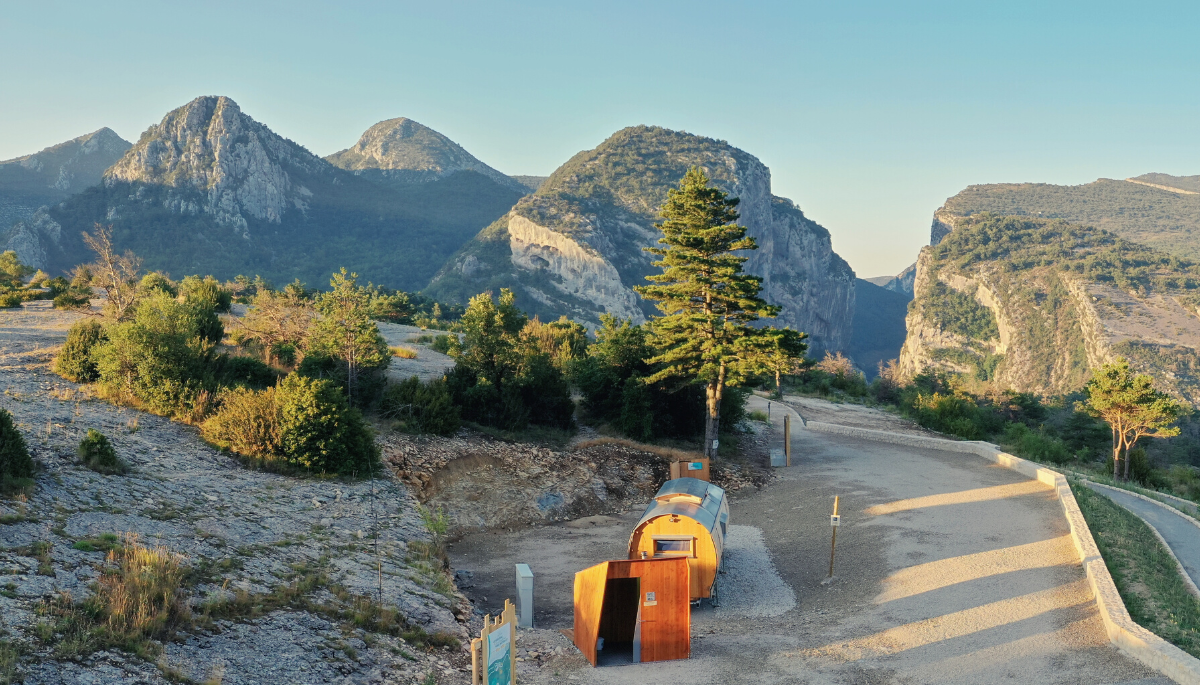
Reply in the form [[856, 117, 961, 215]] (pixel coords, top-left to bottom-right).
[[326, 118, 527, 193], [106, 95, 327, 236], [899, 214, 1200, 402], [426, 126, 856, 351], [0, 128, 130, 258]]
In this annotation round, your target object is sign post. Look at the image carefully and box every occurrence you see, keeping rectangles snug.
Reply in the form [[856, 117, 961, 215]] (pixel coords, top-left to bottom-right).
[[471, 599, 517, 685], [784, 414, 791, 466], [825, 495, 840, 583]]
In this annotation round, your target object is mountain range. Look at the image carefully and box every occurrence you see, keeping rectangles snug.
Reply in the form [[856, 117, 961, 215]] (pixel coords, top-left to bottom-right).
[[3, 97, 524, 291]]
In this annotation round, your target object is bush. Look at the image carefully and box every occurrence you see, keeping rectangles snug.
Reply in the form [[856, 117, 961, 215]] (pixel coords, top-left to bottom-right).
[[1000, 422, 1071, 464], [277, 374, 378, 475], [53, 292, 90, 309], [179, 275, 232, 313], [214, 355, 280, 390], [0, 291, 21, 308], [91, 292, 221, 417], [430, 334, 453, 354], [201, 386, 282, 460], [381, 377, 461, 436], [54, 320, 107, 383], [205, 375, 379, 475], [0, 408, 34, 485], [78, 429, 127, 475]]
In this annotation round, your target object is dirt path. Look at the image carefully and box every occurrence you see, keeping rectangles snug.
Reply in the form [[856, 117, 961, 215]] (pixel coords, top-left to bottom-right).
[[451, 422, 1166, 684]]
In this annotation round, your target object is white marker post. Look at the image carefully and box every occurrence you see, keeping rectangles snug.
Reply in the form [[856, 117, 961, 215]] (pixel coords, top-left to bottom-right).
[[824, 496, 840, 584], [515, 564, 534, 628]]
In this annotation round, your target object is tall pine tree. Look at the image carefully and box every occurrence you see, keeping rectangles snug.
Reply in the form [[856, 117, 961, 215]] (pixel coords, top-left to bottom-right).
[[636, 167, 788, 457]]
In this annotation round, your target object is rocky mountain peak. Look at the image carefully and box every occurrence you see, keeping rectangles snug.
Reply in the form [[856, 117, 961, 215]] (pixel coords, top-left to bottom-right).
[[105, 95, 326, 233], [326, 117, 526, 192], [0, 127, 132, 192]]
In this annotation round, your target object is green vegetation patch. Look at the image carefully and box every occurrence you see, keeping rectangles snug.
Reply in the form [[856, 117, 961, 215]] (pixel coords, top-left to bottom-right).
[[920, 280, 999, 340], [1071, 481, 1200, 656]]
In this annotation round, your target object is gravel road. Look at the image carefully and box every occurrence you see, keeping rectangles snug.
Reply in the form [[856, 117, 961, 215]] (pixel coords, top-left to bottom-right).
[[451, 406, 1168, 684]]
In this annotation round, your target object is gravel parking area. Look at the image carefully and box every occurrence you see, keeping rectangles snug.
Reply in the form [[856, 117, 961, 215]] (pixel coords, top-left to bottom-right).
[[451, 423, 1167, 684]]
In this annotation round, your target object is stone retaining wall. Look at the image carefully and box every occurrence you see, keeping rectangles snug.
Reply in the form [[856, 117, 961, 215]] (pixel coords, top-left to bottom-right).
[[805, 421, 1200, 684]]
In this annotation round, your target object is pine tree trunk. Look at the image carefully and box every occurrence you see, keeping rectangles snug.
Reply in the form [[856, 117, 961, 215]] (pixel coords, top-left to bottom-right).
[[704, 365, 728, 459], [1112, 428, 1120, 479], [704, 382, 721, 458], [1124, 439, 1135, 480], [775, 369, 782, 398]]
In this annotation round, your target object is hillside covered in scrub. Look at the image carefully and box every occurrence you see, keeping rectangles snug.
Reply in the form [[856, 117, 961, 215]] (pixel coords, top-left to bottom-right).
[[425, 125, 856, 351], [932, 175, 1200, 260], [899, 214, 1200, 402]]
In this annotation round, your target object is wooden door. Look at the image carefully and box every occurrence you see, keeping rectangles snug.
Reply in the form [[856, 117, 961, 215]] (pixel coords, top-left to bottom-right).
[[573, 561, 609, 666], [606, 558, 691, 663]]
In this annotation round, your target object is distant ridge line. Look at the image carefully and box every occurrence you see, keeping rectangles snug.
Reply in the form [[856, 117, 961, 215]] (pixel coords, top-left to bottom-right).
[[1125, 178, 1199, 195]]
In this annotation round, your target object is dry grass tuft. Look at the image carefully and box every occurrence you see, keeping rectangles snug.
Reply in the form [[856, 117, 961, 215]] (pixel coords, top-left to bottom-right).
[[390, 346, 418, 359], [36, 533, 189, 659]]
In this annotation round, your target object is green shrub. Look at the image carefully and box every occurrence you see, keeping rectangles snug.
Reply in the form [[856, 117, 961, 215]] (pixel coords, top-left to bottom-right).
[[271, 342, 297, 367], [277, 374, 378, 475], [0, 291, 21, 308], [77, 429, 127, 475], [91, 292, 220, 417], [214, 356, 280, 390], [137, 272, 177, 298], [1000, 422, 1071, 464], [201, 386, 282, 461], [203, 375, 378, 475], [52, 292, 90, 309], [179, 275, 232, 313], [381, 377, 461, 436], [0, 408, 34, 487], [430, 334, 453, 354], [54, 320, 107, 383]]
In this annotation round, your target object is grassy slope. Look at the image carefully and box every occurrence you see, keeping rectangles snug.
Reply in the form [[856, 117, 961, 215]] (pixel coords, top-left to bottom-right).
[[1071, 480, 1200, 656]]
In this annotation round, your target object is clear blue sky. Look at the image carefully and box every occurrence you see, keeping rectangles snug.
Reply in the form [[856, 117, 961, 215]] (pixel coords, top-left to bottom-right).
[[3, 1, 1197, 278]]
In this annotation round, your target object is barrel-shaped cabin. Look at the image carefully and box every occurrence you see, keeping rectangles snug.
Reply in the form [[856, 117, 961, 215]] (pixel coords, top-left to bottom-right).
[[627, 478, 729, 603]]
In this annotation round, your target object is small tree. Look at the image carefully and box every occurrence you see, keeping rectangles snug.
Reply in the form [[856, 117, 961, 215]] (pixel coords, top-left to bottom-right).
[[635, 167, 789, 457], [753, 328, 808, 397], [0, 250, 33, 290], [307, 269, 389, 405], [1085, 357, 1185, 480], [82, 224, 141, 320], [233, 282, 315, 366], [449, 288, 527, 390]]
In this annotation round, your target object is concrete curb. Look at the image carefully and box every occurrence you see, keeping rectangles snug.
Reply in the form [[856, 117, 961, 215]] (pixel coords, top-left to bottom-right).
[[1085, 482, 1200, 600], [805, 421, 1200, 684]]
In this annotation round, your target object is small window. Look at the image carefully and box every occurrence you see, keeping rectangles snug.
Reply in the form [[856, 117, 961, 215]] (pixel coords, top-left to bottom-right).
[[653, 537, 694, 557]]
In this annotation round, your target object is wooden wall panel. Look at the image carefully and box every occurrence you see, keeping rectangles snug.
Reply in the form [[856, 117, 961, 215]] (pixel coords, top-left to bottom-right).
[[573, 561, 609, 666], [606, 558, 691, 663]]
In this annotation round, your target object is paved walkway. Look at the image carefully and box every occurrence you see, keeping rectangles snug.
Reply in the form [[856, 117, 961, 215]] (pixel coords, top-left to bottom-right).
[[1088, 482, 1200, 592]]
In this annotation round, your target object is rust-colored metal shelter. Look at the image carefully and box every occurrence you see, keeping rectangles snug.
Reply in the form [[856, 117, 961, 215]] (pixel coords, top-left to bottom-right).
[[627, 477, 729, 603], [572, 557, 691, 666]]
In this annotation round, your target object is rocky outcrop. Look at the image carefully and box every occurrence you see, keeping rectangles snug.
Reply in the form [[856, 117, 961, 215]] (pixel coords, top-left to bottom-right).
[[4, 207, 61, 270], [106, 95, 326, 236], [426, 126, 856, 351], [326, 117, 528, 193], [898, 214, 1200, 402], [0, 127, 130, 234]]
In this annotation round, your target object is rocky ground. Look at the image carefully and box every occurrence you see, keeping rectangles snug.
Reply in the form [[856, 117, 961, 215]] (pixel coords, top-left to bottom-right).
[[381, 431, 766, 537], [0, 307, 472, 684]]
